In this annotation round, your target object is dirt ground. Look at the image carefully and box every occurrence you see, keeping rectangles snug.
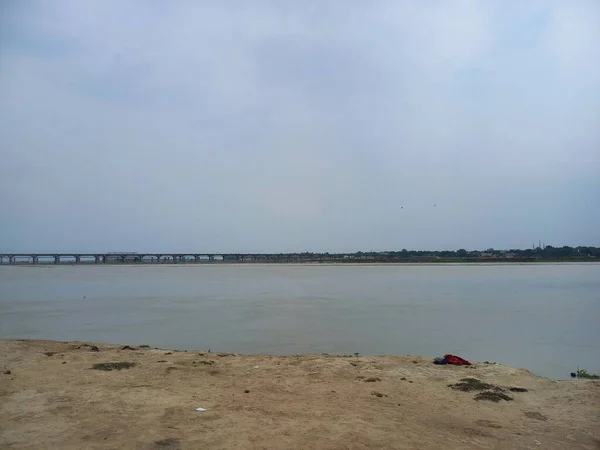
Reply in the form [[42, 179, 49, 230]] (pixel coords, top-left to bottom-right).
[[1, 340, 599, 450]]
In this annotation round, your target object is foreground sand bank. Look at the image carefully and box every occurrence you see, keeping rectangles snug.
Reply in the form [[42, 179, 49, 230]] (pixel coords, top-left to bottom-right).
[[1, 340, 598, 449]]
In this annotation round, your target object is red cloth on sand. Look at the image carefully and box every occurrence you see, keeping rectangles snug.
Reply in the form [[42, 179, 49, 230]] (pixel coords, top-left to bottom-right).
[[444, 354, 472, 365]]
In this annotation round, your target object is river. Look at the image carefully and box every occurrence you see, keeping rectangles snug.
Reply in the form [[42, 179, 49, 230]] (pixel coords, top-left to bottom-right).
[[0, 263, 598, 379]]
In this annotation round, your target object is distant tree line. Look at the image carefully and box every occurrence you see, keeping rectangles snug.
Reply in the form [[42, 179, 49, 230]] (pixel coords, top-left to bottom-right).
[[276, 246, 598, 262], [352, 246, 599, 260]]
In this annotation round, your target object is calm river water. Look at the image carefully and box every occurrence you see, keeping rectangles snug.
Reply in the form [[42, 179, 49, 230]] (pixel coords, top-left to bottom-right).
[[0, 263, 598, 379]]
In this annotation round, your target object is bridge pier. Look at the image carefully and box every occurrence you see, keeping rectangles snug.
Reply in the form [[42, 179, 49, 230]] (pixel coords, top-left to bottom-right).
[[9, 256, 15, 265], [54, 255, 60, 264], [75, 255, 81, 264], [32, 256, 39, 264]]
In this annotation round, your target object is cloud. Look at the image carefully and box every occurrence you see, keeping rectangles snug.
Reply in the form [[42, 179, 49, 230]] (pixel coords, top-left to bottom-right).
[[542, 0, 600, 79], [1, 1, 599, 252]]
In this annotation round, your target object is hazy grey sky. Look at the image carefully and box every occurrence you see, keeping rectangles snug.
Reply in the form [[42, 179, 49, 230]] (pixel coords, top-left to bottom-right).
[[1, 1, 599, 253]]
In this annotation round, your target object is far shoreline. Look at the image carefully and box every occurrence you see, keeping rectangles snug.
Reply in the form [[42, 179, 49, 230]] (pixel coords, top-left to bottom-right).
[[3, 259, 599, 268]]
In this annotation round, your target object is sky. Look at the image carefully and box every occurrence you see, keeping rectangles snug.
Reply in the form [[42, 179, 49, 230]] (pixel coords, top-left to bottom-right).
[[1, 0, 599, 253]]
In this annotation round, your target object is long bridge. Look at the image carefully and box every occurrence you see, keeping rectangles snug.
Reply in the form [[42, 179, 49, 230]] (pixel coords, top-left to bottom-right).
[[0, 252, 551, 265], [0, 252, 366, 265]]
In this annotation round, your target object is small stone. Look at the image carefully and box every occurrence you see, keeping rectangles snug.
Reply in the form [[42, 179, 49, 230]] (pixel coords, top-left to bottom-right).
[[120, 345, 137, 351], [62, 362, 67, 364], [401, 377, 407, 380], [244, 389, 250, 393], [4, 370, 11, 375], [89, 346, 100, 352]]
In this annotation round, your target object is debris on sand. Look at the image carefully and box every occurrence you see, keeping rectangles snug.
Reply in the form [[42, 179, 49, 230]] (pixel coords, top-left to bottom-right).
[[371, 391, 388, 398], [364, 377, 381, 382], [524, 411, 548, 421], [153, 437, 180, 448], [92, 362, 136, 371], [449, 378, 498, 392], [509, 387, 528, 392], [474, 391, 513, 402], [76, 344, 99, 352], [449, 378, 521, 402]]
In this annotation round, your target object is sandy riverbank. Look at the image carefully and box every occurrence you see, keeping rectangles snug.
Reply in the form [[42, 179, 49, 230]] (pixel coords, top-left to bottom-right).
[[1, 340, 598, 449]]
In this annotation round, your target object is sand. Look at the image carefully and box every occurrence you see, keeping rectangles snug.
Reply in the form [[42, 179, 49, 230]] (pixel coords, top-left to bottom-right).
[[1, 340, 598, 450]]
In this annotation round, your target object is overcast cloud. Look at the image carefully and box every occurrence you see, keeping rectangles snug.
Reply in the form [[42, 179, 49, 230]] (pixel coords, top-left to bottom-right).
[[1, 1, 599, 253]]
